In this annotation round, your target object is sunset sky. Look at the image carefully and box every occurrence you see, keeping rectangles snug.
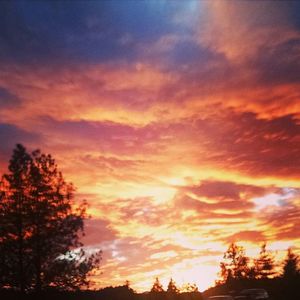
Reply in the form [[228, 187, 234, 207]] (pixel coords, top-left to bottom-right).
[[0, 0, 300, 292]]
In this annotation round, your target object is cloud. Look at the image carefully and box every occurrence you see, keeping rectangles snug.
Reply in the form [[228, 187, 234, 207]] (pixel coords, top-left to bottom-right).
[[199, 1, 300, 63], [81, 218, 118, 245], [182, 180, 267, 201], [170, 110, 300, 179], [0, 87, 20, 107], [258, 190, 300, 240], [0, 123, 41, 169], [0, 62, 178, 128], [0, 1, 188, 65], [172, 180, 270, 228], [225, 230, 266, 243]]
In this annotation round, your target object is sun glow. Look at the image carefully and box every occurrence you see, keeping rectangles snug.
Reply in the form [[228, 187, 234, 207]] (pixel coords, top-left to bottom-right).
[[169, 262, 218, 292]]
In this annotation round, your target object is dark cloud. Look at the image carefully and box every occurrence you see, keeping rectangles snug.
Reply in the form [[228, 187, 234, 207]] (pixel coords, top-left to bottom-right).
[[288, 2, 300, 28], [183, 180, 267, 201], [0, 1, 187, 65], [175, 194, 254, 216], [38, 108, 300, 178], [0, 123, 41, 174], [139, 110, 300, 178], [249, 37, 300, 86], [0, 123, 41, 160], [0, 1, 131, 64], [34, 116, 171, 157], [215, 113, 300, 177], [81, 218, 118, 245], [188, 111, 300, 178], [0, 87, 20, 107]]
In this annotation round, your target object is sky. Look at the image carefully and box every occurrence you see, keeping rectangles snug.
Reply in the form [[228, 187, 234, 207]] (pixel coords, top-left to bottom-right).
[[0, 0, 300, 292]]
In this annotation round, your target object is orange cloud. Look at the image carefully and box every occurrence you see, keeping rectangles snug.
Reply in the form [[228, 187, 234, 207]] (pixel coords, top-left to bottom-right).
[[199, 1, 300, 63]]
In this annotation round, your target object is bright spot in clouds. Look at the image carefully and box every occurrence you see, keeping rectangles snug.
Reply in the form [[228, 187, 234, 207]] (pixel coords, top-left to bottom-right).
[[252, 193, 282, 210], [252, 189, 297, 210]]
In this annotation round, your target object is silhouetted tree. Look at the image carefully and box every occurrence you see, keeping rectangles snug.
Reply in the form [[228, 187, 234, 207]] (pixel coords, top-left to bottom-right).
[[246, 265, 257, 280], [218, 243, 250, 283], [151, 277, 164, 293], [0, 145, 34, 293], [254, 243, 275, 279], [282, 248, 300, 280], [0, 144, 101, 294], [167, 278, 179, 294], [216, 262, 229, 285]]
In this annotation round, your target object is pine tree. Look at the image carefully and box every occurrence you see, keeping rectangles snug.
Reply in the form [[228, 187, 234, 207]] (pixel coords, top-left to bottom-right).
[[0, 144, 32, 293], [282, 248, 300, 280], [167, 278, 179, 294], [254, 243, 275, 279], [151, 277, 164, 292], [0, 144, 101, 294]]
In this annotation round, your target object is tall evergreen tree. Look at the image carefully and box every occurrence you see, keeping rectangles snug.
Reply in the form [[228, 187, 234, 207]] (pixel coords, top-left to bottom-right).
[[0, 144, 32, 293], [151, 277, 164, 293], [0, 144, 101, 294], [167, 278, 179, 294], [282, 248, 300, 280], [254, 243, 275, 279]]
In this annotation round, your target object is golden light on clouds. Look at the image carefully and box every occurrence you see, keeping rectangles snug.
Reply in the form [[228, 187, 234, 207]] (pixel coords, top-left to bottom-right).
[[0, 0, 300, 293]]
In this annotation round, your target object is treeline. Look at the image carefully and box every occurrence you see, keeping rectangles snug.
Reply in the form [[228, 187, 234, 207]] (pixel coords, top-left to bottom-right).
[[146, 243, 300, 300], [216, 242, 300, 283], [204, 242, 300, 300], [0, 283, 204, 300]]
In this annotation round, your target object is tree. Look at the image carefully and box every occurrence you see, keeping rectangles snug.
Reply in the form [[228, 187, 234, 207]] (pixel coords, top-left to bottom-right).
[[282, 248, 300, 280], [0, 144, 32, 293], [167, 278, 179, 294], [254, 243, 275, 279], [218, 243, 250, 283], [0, 144, 101, 294], [151, 277, 164, 293]]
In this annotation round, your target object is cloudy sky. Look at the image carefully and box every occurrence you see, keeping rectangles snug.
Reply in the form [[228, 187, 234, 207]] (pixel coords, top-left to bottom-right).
[[0, 0, 300, 292]]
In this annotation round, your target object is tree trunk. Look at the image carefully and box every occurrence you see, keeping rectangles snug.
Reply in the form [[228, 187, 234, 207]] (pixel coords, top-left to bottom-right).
[[17, 194, 25, 296]]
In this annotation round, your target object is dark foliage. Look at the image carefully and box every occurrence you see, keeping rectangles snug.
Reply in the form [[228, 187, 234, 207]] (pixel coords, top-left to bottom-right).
[[0, 284, 204, 300], [0, 144, 101, 294], [282, 248, 300, 280], [210, 245, 300, 300]]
